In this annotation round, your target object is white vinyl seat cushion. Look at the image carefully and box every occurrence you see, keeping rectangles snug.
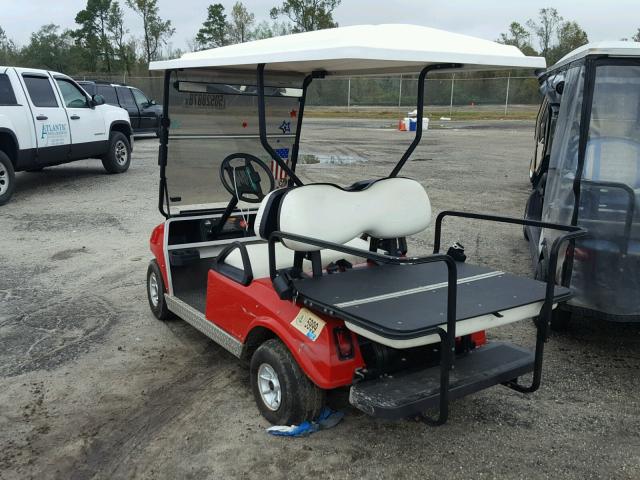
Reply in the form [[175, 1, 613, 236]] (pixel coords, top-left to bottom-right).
[[224, 237, 372, 279]]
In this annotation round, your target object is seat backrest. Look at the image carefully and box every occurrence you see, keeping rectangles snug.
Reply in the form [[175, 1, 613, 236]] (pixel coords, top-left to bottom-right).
[[262, 177, 431, 251], [253, 188, 290, 239]]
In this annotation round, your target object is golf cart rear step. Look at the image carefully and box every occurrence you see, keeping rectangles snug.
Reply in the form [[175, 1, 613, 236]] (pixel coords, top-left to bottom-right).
[[349, 342, 533, 419]]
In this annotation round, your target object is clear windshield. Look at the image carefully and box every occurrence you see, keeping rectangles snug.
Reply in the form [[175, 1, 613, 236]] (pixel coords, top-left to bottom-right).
[[543, 62, 640, 317], [165, 69, 304, 212]]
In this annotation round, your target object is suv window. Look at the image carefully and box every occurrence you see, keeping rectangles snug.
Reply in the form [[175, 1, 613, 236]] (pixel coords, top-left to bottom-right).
[[23, 75, 58, 108], [131, 88, 149, 107], [116, 87, 137, 108], [55, 79, 89, 108], [96, 85, 118, 105], [0, 74, 17, 105]]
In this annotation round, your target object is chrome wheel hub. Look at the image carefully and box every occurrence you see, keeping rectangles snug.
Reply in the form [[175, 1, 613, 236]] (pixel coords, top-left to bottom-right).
[[258, 363, 281, 411], [149, 272, 159, 307], [0, 163, 8, 195], [115, 140, 128, 166]]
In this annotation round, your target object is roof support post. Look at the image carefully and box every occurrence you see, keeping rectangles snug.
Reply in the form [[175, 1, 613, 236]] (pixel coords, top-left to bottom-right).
[[390, 63, 462, 178], [290, 70, 325, 181], [158, 69, 172, 218], [257, 63, 304, 186]]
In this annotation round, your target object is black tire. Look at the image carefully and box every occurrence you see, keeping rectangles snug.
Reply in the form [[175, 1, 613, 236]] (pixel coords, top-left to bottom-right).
[[250, 338, 325, 425], [0, 151, 15, 206], [102, 131, 131, 174], [147, 260, 170, 320]]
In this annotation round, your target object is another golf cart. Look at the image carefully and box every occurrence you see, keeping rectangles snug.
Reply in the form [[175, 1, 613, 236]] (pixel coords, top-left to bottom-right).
[[147, 24, 585, 425], [525, 42, 640, 327]]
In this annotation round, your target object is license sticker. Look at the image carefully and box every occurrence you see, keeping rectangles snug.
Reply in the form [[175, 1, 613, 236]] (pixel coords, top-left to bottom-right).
[[291, 309, 326, 341]]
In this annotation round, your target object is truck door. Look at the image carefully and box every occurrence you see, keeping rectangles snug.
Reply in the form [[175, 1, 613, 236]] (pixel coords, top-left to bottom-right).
[[18, 70, 71, 165], [131, 87, 158, 131], [115, 86, 140, 130], [53, 76, 107, 159]]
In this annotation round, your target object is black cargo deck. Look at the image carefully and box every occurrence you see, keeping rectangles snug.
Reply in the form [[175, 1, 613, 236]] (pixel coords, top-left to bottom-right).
[[350, 342, 534, 419], [292, 262, 571, 341]]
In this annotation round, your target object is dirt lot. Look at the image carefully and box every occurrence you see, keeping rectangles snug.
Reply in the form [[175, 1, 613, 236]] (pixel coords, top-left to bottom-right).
[[1, 119, 638, 480]]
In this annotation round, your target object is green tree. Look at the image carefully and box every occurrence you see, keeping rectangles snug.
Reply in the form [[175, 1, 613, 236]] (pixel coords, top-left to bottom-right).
[[21, 24, 83, 72], [549, 21, 588, 64], [498, 21, 537, 55], [0, 26, 18, 65], [196, 4, 228, 49], [126, 0, 175, 65], [108, 1, 134, 73], [527, 7, 563, 61], [74, 0, 114, 72], [252, 20, 292, 40], [227, 2, 255, 44], [270, 0, 341, 32]]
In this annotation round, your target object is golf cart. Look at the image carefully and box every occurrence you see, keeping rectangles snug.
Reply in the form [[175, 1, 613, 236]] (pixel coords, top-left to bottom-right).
[[525, 42, 640, 327], [146, 24, 585, 425]]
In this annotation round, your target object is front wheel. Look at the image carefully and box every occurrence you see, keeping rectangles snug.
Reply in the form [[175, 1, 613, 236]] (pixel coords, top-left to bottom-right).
[[250, 339, 325, 425], [0, 151, 16, 206], [147, 260, 170, 320], [102, 131, 131, 174]]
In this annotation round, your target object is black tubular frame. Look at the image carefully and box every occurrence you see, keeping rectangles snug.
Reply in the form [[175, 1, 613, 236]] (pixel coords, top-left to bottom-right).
[[434, 211, 586, 393], [390, 63, 461, 178], [158, 69, 172, 218], [267, 230, 457, 425], [267, 212, 585, 423], [256, 63, 303, 186], [290, 71, 325, 176]]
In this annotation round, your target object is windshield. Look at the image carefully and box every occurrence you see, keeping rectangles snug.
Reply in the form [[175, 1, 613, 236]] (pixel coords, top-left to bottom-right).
[[164, 69, 304, 212]]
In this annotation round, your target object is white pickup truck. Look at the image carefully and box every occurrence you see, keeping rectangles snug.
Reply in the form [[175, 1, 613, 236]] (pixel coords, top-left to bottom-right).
[[0, 67, 133, 205]]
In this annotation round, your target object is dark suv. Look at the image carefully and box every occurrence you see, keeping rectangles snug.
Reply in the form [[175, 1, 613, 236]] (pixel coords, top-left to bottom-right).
[[78, 81, 162, 136]]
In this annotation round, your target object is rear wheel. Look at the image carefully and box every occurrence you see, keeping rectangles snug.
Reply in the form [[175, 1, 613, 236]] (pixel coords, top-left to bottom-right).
[[102, 131, 131, 174], [0, 151, 15, 206], [147, 260, 170, 320], [250, 338, 325, 425]]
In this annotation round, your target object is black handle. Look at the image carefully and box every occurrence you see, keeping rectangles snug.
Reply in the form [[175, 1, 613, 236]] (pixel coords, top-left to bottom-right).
[[70, 115, 80, 120], [36, 115, 48, 121]]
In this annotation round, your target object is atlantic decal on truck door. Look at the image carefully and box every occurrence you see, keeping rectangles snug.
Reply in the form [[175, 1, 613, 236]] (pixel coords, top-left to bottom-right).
[[40, 123, 68, 146]]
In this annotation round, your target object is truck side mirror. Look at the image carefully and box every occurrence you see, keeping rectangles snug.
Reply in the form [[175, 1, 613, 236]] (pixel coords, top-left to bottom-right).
[[92, 94, 105, 107]]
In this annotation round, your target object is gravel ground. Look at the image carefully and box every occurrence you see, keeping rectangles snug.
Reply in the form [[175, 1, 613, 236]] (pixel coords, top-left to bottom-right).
[[0, 119, 638, 480]]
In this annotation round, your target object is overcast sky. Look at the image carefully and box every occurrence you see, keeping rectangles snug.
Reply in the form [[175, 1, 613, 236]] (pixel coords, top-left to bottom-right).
[[2, 0, 638, 51]]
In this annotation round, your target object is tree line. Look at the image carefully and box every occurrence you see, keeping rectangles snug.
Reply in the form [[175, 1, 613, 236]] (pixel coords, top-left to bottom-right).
[[0, 0, 340, 76], [0, 2, 637, 86]]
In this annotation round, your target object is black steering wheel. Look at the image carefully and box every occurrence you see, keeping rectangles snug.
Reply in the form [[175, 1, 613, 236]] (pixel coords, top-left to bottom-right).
[[219, 153, 275, 203]]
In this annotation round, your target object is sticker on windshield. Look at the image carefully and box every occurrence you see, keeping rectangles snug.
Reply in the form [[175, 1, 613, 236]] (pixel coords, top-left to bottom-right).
[[291, 308, 326, 341]]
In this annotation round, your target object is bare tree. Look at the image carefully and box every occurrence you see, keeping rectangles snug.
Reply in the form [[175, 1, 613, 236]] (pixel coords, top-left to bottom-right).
[[126, 0, 175, 65], [227, 2, 255, 44], [527, 7, 563, 60]]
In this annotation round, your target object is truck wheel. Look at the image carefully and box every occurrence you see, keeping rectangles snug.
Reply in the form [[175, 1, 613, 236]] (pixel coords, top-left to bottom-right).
[[250, 338, 325, 425], [147, 260, 170, 320], [0, 151, 15, 206], [102, 131, 131, 174]]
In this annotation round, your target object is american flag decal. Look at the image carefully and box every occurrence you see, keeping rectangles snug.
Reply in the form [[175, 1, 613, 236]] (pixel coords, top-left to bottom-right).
[[272, 148, 290, 183]]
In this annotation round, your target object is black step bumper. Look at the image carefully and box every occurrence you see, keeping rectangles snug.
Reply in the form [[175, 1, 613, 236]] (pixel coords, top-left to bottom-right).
[[349, 342, 534, 420]]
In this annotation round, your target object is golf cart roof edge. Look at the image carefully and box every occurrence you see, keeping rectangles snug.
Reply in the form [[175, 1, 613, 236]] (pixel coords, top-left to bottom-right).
[[150, 24, 545, 75], [549, 41, 640, 71]]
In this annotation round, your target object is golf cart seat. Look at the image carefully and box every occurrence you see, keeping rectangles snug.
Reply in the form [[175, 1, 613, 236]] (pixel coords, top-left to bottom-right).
[[267, 178, 571, 348], [223, 187, 375, 278], [224, 236, 372, 279]]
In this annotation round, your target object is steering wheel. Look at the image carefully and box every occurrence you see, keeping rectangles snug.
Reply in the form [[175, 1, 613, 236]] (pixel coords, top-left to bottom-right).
[[220, 153, 275, 203]]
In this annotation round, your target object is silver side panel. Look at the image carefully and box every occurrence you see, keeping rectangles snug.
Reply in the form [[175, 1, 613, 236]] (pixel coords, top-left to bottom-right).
[[165, 295, 243, 358]]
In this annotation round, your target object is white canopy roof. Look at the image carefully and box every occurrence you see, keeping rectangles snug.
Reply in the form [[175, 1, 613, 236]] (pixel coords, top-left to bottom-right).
[[551, 41, 640, 71], [150, 24, 545, 76]]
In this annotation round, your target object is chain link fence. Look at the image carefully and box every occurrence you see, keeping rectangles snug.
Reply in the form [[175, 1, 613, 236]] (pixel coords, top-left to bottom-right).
[[75, 73, 541, 117]]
